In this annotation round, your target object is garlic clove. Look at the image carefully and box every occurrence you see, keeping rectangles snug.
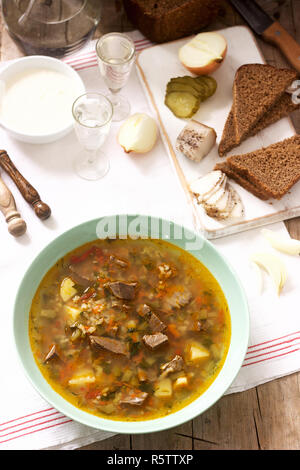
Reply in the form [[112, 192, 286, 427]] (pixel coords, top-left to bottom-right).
[[261, 228, 300, 256], [251, 252, 287, 295], [117, 113, 158, 154]]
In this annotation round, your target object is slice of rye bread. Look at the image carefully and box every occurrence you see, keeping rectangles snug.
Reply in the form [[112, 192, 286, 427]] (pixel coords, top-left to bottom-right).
[[232, 64, 297, 145], [219, 93, 300, 157], [214, 161, 271, 200], [226, 135, 300, 199]]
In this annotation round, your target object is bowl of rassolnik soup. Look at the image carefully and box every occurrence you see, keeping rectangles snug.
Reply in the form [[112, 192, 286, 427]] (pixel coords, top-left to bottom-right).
[[13, 215, 249, 433]]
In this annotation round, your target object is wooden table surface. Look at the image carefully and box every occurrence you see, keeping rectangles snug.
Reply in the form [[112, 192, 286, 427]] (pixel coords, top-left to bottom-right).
[[1, 0, 299, 450]]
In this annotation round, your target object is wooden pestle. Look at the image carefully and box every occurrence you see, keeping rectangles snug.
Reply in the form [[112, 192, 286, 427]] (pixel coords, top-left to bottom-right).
[[0, 150, 51, 220], [0, 172, 27, 237]]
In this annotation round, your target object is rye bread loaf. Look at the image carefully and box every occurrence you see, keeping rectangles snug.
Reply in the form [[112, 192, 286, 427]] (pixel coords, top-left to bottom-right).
[[219, 93, 300, 156], [226, 135, 300, 200], [232, 64, 297, 145], [123, 0, 222, 43]]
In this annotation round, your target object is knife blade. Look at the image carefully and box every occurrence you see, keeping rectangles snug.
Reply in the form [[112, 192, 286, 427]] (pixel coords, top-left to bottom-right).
[[230, 0, 300, 73], [230, 0, 272, 34]]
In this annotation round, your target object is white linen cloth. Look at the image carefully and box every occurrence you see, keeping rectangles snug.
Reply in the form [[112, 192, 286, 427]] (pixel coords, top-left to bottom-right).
[[0, 32, 299, 450]]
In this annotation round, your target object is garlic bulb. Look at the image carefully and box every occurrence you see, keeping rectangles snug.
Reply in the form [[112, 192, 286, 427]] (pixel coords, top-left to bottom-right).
[[118, 113, 158, 154], [261, 228, 300, 256]]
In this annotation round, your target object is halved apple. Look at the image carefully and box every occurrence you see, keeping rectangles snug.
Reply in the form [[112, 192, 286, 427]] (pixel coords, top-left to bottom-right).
[[179, 32, 227, 75]]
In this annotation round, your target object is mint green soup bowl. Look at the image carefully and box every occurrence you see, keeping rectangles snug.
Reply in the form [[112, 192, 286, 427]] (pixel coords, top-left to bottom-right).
[[13, 215, 249, 434]]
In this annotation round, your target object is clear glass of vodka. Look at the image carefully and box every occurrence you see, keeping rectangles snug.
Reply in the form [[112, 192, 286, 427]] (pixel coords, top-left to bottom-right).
[[72, 92, 113, 181], [96, 32, 136, 122]]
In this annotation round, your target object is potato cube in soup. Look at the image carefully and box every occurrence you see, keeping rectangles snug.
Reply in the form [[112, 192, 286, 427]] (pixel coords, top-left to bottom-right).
[[174, 376, 188, 390], [154, 378, 173, 398], [60, 277, 77, 302], [187, 343, 210, 363], [64, 305, 81, 322]]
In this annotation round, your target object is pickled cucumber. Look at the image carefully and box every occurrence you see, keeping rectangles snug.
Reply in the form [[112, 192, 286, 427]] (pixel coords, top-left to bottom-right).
[[169, 77, 206, 100], [166, 82, 200, 98], [165, 91, 200, 118], [196, 76, 217, 98], [165, 75, 217, 118]]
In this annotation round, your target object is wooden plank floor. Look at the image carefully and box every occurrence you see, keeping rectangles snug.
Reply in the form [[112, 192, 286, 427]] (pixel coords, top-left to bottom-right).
[[1, 0, 299, 450]]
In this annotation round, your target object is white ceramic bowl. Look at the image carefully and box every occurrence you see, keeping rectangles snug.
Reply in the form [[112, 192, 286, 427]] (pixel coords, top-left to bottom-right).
[[0, 55, 86, 144]]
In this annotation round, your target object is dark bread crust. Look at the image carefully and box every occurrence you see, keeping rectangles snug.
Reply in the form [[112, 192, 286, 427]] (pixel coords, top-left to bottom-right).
[[219, 93, 300, 157], [226, 135, 300, 200], [232, 64, 297, 145], [123, 0, 222, 43], [218, 108, 236, 157], [214, 162, 271, 200]]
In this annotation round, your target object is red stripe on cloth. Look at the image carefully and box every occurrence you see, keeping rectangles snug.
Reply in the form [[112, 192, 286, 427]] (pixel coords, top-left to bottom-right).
[[0, 410, 62, 432], [0, 419, 72, 445], [247, 330, 300, 351], [75, 62, 98, 72], [0, 415, 71, 441], [246, 336, 300, 356], [244, 342, 300, 363], [242, 347, 300, 367], [71, 45, 152, 71], [0, 407, 54, 427], [63, 51, 96, 64], [63, 39, 152, 67], [133, 38, 152, 44]]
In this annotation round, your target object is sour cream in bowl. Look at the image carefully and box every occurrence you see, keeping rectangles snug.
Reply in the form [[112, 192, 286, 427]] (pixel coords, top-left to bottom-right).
[[0, 56, 85, 144]]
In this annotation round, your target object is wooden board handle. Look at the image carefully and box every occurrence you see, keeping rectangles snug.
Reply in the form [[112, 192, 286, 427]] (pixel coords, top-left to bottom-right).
[[0, 175, 27, 237], [262, 21, 300, 74], [0, 151, 51, 220]]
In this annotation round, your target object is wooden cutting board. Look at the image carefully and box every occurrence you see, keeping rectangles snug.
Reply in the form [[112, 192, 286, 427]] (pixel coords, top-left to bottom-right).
[[136, 25, 300, 239]]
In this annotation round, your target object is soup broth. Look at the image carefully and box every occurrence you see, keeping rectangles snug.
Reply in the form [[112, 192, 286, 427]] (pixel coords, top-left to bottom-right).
[[29, 238, 231, 421]]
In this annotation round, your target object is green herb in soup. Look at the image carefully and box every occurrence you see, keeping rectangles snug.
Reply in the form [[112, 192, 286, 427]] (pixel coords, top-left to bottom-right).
[[29, 239, 231, 421]]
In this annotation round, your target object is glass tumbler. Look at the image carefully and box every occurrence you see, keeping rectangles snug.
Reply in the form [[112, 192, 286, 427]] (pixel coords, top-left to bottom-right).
[[96, 32, 136, 122], [72, 93, 113, 181]]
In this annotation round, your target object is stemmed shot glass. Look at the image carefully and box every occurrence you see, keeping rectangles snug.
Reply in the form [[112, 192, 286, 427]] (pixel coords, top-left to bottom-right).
[[72, 92, 113, 181], [96, 32, 136, 122]]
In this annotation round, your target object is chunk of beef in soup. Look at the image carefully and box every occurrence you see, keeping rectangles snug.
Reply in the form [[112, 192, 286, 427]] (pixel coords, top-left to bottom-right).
[[108, 281, 138, 300], [163, 287, 192, 310], [160, 355, 184, 378], [143, 332, 169, 350], [89, 336, 129, 357], [69, 246, 102, 285], [119, 389, 148, 406], [44, 344, 59, 363], [138, 304, 166, 332]]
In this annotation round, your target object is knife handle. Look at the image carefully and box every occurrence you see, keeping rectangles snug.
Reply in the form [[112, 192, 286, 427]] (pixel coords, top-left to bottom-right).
[[262, 21, 300, 74], [0, 150, 51, 220]]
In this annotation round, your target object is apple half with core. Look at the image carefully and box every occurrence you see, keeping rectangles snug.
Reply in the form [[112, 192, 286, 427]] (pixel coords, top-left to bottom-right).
[[179, 32, 227, 75]]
